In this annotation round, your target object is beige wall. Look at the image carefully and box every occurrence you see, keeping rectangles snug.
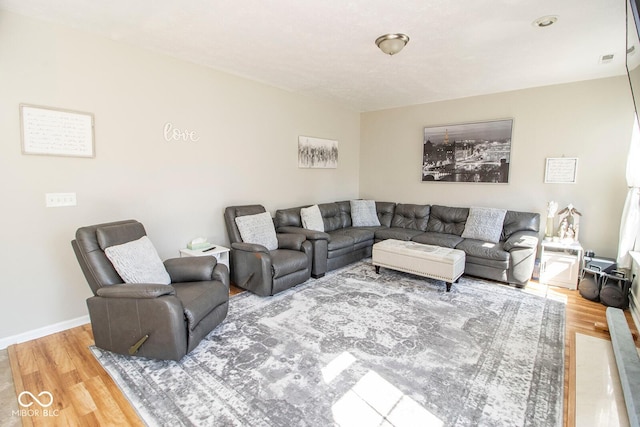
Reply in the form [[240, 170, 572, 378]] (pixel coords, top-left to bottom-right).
[[1, 10, 637, 343], [361, 77, 635, 257], [0, 11, 360, 340]]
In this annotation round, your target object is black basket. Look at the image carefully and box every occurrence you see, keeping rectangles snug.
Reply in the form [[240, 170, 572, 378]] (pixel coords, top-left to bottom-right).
[[578, 267, 601, 302], [600, 270, 632, 309]]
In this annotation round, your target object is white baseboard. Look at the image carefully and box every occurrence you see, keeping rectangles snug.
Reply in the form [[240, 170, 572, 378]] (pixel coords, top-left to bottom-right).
[[0, 315, 90, 350]]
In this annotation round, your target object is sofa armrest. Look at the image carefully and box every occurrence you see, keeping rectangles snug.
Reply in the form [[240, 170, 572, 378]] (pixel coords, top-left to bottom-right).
[[277, 226, 330, 241], [277, 233, 306, 251], [503, 231, 539, 251], [96, 283, 175, 299], [212, 263, 230, 289], [164, 257, 217, 283], [232, 241, 269, 253]]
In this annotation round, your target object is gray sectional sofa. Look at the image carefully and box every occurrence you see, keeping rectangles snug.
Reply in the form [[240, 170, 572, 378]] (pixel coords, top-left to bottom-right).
[[275, 201, 540, 287]]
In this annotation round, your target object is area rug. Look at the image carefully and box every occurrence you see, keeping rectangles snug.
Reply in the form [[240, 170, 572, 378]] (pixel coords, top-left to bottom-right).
[[91, 261, 565, 427]]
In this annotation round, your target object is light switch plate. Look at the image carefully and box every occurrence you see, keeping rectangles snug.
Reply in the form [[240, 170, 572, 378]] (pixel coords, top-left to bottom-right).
[[45, 192, 77, 207]]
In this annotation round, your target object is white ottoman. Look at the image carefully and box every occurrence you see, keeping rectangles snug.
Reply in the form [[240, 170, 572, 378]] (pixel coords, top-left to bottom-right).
[[372, 239, 466, 291]]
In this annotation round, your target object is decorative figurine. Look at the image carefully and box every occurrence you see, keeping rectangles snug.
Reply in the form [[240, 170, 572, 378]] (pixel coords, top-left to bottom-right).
[[556, 204, 582, 242]]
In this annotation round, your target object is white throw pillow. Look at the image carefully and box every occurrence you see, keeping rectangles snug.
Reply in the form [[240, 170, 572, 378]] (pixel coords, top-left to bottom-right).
[[300, 205, 324, 232], [235, 211, 278, 251], [350, 200, 381, 227], [461, 207, 508, 243], [104, 236, 171, 285]]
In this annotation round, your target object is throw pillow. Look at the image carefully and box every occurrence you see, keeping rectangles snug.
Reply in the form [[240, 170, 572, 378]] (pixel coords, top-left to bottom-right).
[[104, 236, 171, 285], [350, 199, 381, 227], [300, 205, 324, 232], [461, 207, 507, 243], [235, 211, 278, 251]]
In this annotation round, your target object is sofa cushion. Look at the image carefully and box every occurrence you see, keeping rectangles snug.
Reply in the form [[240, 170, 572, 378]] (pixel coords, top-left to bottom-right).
[[335, 228, 375, 244], [375, 202, 396, 227], [173, 281, 226, 330], [318, 203, 343, 232], [426, 205, 469, 235], [336, 201, 353, 228], [235, 211, 278, 251], [375, 227, 425, 241], [412, 232, 463, 248], [104, 236, 171, 285], [301, 205, 324, 231], [327, 233, 354, 251], [391, 204, 430, 230], [275, 206, 304, 228], [501, 211, 540, 240], [465, 255, 510, 270], [456, 239, 510, 262], [270, 249, 311, 279], [97, 222, 147, 250], [461, 207, 507, 243], [350, 200, 381, 227]]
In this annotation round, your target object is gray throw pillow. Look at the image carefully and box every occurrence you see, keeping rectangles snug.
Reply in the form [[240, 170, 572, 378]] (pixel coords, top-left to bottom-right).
[[235, 211, 278, 251], [461, 207, 507, 243], [104, 236, 171, 284], [350, 200, 381, 227], [300, 205, 324, 231]]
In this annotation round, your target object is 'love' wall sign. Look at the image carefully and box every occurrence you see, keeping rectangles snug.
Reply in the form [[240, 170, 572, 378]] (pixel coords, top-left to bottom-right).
[[163, 122, 200, 142]]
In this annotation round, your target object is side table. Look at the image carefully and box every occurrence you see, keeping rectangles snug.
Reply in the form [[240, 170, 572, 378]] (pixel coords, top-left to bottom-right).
[[180, 245, 230, 270], [539, 240, 584, 290]]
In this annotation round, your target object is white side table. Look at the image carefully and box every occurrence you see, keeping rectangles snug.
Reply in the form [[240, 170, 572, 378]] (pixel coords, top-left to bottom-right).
[[539, 240, 584, 290], [180, 245, 230, 270]]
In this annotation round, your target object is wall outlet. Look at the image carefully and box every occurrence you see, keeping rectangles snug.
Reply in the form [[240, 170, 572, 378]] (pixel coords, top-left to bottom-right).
[[45, 192, 77, 207]]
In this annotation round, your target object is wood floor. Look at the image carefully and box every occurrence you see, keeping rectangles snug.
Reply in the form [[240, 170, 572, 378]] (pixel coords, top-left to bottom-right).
[[7, 282, 638, 427]]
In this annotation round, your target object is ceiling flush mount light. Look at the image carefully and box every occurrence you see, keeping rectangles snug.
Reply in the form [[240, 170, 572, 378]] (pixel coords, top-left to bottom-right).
[[375, 33, 410, 56], [532, 15, 558, 28]]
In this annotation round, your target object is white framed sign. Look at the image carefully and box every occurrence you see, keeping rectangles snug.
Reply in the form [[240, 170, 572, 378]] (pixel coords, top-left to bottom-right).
[[545, 157, 578, 184], [20, 104, 95, 158]]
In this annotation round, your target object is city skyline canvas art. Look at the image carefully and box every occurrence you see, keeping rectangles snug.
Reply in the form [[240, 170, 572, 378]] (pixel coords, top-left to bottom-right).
[[422, 119, 513, 183]]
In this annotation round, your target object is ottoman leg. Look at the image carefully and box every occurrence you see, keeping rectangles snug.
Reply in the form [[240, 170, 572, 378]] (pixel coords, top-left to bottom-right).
[[375, 265, 380, 274], [446, 282, 452, 292]]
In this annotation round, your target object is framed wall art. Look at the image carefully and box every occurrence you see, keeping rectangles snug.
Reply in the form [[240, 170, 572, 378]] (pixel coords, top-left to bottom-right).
[[298, 136, 338, 168], [20, 104, 95, 158], [544, 157, 578, 183], [421, 119, 512, 183]]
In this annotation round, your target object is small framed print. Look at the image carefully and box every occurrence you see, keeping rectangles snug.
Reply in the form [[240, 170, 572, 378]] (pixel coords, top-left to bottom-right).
[[545, 157, 578, 184]]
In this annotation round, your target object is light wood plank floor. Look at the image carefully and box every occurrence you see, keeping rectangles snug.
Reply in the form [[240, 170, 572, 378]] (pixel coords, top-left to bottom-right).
[[6, 283, 638, 427]]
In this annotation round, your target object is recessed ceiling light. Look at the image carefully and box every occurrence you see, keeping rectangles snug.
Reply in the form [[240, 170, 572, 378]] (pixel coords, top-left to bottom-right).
[[532, 15, 558, 28]]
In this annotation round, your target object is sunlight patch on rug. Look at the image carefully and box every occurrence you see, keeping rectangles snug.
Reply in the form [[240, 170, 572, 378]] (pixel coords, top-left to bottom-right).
[[91, 261, 565, 426]]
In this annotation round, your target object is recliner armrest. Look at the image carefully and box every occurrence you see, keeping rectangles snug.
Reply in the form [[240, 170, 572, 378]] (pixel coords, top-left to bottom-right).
[[503, 231, 539, 251], [164, 257, 217, 283], [96, 283, 176, 299], [212, 263, 230, 289], [277, 226, 330, 241], [232, 241, 269, 253], [277, 233, 306, 251]]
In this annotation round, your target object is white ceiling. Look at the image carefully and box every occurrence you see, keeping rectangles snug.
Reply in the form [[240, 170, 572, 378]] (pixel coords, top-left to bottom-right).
[[0, 0, 627, 112]]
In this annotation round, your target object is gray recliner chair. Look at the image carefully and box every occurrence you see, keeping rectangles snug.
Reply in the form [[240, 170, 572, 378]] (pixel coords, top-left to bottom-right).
[[224, 205, 312, 296], [72, 219, 229, 361]]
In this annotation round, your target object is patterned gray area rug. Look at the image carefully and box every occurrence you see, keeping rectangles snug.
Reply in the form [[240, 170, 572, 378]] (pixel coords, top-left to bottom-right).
[[91, 261, 565, 427]]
